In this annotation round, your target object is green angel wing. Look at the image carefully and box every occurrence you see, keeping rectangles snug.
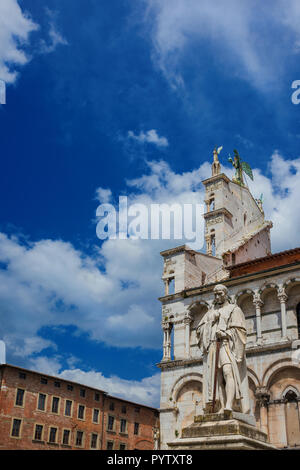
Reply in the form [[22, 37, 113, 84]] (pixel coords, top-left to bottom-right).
[[241, 161, 253, 180]]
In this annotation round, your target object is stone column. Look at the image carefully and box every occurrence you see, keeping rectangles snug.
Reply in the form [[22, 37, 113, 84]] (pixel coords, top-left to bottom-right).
[[268, 400, 288, 447], [277, 285, 288, 340], [162, 321, 173, 361], [255, 387, 270, 435], [153, 428, 160, 450], [183, 312, 192, 358], [205, 234, 212, 256], [253, 291, 263, 344]]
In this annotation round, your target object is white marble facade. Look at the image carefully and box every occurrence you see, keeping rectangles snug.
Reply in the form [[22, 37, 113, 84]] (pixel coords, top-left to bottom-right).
[[159, 269, 300, 448], [158, 161, 300, 449]]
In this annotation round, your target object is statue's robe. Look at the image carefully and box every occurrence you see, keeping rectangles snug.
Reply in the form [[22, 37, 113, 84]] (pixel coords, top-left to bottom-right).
[[197, 302, 251, 414]]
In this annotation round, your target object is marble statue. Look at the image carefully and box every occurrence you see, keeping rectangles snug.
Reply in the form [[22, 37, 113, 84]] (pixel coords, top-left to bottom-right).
[[196, 284, 251, 414]]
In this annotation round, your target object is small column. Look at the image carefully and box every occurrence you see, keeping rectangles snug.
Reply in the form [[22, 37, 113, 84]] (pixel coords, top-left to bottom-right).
[[184, 312, 193, 358], [153, 428, 160, 450], [205, 234, 212, 256], [204, 199, 210, 212], [255, 387, 270, 435], [162, 321, 173, 361], [253, 291, 263, 344], [277, 285, 288, 340]]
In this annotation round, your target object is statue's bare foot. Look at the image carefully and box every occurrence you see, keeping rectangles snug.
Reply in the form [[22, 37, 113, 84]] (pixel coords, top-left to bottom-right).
[[218, 407, 224, 414]]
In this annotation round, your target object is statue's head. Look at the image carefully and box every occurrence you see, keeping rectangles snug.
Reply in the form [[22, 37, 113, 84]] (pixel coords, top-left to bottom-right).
[[213, 284, 229, 305]]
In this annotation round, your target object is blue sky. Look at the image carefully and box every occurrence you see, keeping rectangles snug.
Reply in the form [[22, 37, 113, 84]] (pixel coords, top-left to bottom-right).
[[1, 0, 300, 406]]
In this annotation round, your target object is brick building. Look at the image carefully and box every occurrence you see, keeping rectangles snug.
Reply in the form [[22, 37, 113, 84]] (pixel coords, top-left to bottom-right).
[[0, 364, 159, 450]]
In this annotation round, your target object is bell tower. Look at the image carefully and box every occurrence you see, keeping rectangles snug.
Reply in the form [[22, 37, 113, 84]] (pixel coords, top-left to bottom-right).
[[202, 149, 272, 264]]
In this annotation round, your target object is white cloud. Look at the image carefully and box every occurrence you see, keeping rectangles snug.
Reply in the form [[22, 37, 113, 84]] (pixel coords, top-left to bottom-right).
[[0, 0, 38, 83], [0, 2, 67, 85], [95, 187, 113, 203], [27, 355, 160, 407], [144, 0, 300, 90], [128, 129, 169, 147], [59, 369, 161, 407], [39, 8, 68, 54], [247, 151, 300, 252]]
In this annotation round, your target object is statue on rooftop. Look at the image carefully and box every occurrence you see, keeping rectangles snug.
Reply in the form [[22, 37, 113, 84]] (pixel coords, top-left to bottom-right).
[[228, 149, 253, 187], [212, 146, 222, 176]]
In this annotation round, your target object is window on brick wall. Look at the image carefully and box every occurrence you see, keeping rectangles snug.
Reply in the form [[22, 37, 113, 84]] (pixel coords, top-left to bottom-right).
[[93, 408, 100, 423], [54, 381, 61, 388], [120, 419, 127, 434], [90, 433, 98, 449], [121, 405, 127, 414], [19, 372, 26, 380], [34, 424, 43, 441], [62, 429, 70, 445], [76, 430, 84, 447], [120, 443, 126, 450], [107, 415, 115, 431], [94, 392, 100, 401], [109, 401, 115, 411], [78, 404, 85, 420], [40, 377, 48, 385], [51, 397, 60, 414], [80, 388, 86, 398], [48, 427, 57, 443], [15, 388, 25, 407], [107, 440, 114, 450], [11, 418, 22, 437], [65, 400, 72, 417], [37, 393, 46, 411], [134, 422, 139, 435]]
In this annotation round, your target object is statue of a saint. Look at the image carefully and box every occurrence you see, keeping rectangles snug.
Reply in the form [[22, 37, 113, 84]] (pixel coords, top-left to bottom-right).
[[196, 284, 251, 414]]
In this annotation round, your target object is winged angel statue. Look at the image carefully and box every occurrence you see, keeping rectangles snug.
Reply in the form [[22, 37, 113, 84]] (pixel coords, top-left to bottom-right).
[[228, 149, 253, 186]]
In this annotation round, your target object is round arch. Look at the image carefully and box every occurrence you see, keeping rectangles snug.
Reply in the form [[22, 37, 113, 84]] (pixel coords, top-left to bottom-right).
[[259, 282, 278, 296], [188, 300, 209, 313], [262, 358, 298, 388], [171, 372, 203, 403], [134, 439, 153, 450], [235, 289, 255, 303], [284, 277, 300, 291], [247, 367, 260, 388]]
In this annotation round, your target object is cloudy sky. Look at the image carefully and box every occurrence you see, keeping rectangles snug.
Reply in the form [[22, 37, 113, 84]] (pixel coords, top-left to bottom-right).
[[0, 0, 300, 407]]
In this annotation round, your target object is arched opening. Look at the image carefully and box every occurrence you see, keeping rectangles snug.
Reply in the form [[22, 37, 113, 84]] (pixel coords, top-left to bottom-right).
[[189, 303, 208, 358], [209, 193, 215, 212], [268, 367, 300, 448], [261, 286, 281, 342], [210, 231, 216, 257], [175, 380, 202, 430], [168, 278, 175, 295], [237, 292, 256, 342], [284, 389, 300, 447]]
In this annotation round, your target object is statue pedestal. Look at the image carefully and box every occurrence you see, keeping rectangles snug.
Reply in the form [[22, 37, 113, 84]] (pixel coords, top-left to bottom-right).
[[167, 410, 276, 450]]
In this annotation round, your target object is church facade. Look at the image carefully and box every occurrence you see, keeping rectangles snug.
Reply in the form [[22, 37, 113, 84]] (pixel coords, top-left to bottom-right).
[[158, 150, 300, 449]]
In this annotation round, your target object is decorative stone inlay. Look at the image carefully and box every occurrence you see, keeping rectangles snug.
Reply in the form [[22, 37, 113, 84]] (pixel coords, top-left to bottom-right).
[[206, 216, 223, 226]]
